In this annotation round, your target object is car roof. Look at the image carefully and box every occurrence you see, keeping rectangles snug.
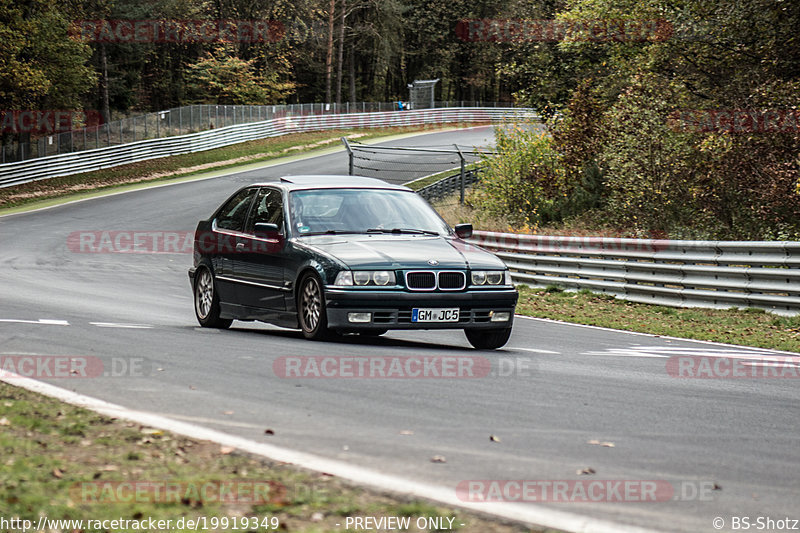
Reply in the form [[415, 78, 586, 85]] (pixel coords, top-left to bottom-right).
[[251, 175, 412, 192]]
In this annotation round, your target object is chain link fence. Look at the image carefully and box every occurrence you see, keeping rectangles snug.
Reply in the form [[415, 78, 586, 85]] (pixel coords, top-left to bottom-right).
[[341, 139, 489, 185], [1, 101, 516, 164]]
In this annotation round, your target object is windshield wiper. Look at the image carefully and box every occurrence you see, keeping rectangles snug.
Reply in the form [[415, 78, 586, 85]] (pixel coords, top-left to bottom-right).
[[301, 229, 366, 236], [366, 228, 440, 236]]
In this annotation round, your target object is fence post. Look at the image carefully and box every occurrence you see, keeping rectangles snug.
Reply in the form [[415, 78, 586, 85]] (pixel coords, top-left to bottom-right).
[[455, 144, 466, 204], [341, 137, 354, 175]]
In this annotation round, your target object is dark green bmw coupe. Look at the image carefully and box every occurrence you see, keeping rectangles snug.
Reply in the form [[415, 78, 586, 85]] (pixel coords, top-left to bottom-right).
[[188, 176, 518, 349]]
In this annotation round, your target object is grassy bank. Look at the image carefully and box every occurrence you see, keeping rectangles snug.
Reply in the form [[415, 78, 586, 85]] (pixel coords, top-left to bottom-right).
[[0, 382, 539, 533]]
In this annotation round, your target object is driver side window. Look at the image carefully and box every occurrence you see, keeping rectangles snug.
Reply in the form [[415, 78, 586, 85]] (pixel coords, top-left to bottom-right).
[[247, 188, 285, 233]]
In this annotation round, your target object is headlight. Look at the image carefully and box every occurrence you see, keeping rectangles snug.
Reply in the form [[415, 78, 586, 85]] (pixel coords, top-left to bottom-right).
[[334, 271, 354, 286], [353, 271, 371, 285], [472, 271, 486, 285], [335, 270, 396, 287], [372, 271, 393, 285], [471, 270, 508, 286]]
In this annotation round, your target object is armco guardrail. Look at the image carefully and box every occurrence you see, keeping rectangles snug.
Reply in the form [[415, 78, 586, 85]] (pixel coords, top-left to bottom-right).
[[416, 168, 482, 202], [0, 107, 536, 188], [468, 231, 800, 315]]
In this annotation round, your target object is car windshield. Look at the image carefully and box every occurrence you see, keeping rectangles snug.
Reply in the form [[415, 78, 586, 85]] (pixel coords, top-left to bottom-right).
[[289, 188, 451, 236]]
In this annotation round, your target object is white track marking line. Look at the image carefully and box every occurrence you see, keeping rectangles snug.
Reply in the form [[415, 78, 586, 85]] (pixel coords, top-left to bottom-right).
[[90, 322, 153, 329], [516, 314, 800, 356], [162, 414, 265, 429], [583, 346, 800, 363], [509, 347, 560, 354], [583, 349, 670, 358], [0, 318, 69, 326], [1, 372, 660, 533]]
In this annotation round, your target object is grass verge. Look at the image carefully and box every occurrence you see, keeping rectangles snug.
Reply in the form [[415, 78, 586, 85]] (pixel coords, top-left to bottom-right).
[[0, 123, 486, 212], [0, 382, 541, 533], [516, 286, 800, 353]]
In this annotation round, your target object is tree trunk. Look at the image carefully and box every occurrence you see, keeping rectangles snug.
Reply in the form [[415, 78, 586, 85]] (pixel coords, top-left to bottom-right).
[[335, 0, 346, 106], [349, 44, 356, 103], [99, 43, 111, 124], [325, 0, 335, 104]]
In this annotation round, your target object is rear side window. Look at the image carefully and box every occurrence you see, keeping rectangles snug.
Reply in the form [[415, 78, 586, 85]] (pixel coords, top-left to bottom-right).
[[216, 188, 257, 232]]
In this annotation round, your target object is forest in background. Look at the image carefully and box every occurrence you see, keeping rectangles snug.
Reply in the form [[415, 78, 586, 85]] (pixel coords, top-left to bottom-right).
[[1, 0, 799, 239]]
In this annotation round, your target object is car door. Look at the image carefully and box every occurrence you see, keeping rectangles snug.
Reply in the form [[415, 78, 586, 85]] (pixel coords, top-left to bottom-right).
[[234, 187, 288, 310], [210, 186, 258, 305]]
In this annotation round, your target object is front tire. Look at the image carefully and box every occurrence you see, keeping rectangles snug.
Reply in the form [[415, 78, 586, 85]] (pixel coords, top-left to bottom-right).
[[465, 327, 512, 350], [298, 273, 331, 340], [194, 267, 233, 329]]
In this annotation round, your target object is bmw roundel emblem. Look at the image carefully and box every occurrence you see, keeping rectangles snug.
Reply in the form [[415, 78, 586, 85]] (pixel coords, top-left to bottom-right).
[[427, 259, 439, 266]]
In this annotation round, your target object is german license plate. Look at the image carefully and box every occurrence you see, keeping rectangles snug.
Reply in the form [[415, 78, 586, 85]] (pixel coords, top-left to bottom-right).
[[412, 308, 460, 322]]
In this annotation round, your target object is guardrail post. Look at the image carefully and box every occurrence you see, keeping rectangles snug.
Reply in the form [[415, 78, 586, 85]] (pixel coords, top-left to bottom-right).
[[455, 144, 466, 204], [341, 137, 354, 175]]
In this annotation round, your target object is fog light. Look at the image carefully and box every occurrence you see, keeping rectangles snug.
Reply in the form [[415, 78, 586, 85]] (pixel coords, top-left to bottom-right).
[[348, 312, 372, 323], [490, 311, 511, 322]]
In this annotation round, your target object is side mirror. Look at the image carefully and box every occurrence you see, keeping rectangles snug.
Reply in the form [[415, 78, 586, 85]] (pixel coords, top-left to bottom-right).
[[254, 222, 281, 239], [454, 223, 473, 239]]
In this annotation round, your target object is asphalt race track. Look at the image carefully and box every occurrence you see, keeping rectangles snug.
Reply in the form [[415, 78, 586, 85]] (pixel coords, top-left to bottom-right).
[[1, 126, 799, 532]]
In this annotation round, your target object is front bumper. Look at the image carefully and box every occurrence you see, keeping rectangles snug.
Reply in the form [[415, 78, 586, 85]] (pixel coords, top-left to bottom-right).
[[324, 288, 518, 330]]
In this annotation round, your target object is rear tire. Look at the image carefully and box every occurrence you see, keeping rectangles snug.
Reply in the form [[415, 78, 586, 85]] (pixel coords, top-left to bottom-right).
[[298, 273, 331, 340], [465, 327, 512, 350], [194, 267, 233, 329]]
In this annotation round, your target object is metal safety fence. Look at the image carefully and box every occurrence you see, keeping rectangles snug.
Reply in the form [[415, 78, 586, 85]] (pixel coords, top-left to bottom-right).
[[0, 101, 517, 164], [0, 107, 538, 189], [467, 231, 800, 315], [415, 168, 483, 202]]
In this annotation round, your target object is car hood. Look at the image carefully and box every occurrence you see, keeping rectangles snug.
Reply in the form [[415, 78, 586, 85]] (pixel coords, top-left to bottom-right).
[[296, 234, 506, 270]]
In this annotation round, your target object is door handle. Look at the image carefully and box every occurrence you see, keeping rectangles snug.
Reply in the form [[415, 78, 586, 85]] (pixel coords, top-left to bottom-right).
[[236, 242, 245, 251]]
